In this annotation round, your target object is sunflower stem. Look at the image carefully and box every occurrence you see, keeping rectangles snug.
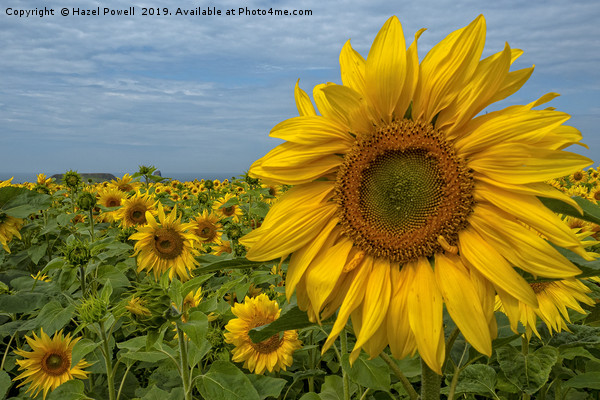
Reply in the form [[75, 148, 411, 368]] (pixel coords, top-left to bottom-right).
[[116, 363, 132, 400], [340, 329, 351, 400], [99, 321, 116, 400], [521, 336, 531, 400], [380, 352, 418, 400], [420, 357, 442, 400], [79, 265, 86, 296], [89, 208, 95, 241], [176, 324, 192, 400]]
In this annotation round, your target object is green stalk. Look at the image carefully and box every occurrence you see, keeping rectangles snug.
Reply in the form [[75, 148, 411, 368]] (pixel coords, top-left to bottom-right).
[[79, 265, 86, 296], [89, 208, 95, 241], [340, 330, 350, 400], [522, 336, 531, 400], [380, 352, 418, 400], [421, 358, 442, 400], [99, 321, 116, 400], [177, 325, 192, 400]]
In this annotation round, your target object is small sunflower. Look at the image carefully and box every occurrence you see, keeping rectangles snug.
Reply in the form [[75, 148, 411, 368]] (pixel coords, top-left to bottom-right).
[[0, 213, 24, 253], [115, 191, 158, 227], [13, 329, 90, 400], [496, 279, 596, 339], [240, 15, 593, 373], [570, 170, 587, 184], [130, 204, 201, 281], [224, 294, 302, 374], [111, 173, 141, 193], [191, 210, 223, 244], [97, 187, 127, 222], [213, 193, 243, 222]]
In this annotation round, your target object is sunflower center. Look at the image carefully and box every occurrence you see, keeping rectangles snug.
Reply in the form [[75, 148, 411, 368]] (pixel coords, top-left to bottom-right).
[[222, 206, 235, 216], [530, 282, 551, 294], [129, 206, 147, 224], [336, 119, 474, 263], [153, 228, 184, 259], [106, 198, 120, 207], [42, 352, 70, 376], [251, 334, 284, 354]]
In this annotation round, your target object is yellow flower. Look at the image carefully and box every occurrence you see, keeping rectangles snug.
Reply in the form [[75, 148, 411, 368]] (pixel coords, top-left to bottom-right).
[[130, 204, 200, 281], [13, 329, 90, 400], [31, 272, 51, 282], [0, 177, 14, 188], [114, 191, 157, 227], [191, 210, 223, 243], [0, 213, 23, 253], [240, 15, 592, 373], [224, 294, 302, 374], [496, 279, 596, 339], [213, 193, 243, 222], [125, 296, 152, 317], [111, 173, 141, 193]]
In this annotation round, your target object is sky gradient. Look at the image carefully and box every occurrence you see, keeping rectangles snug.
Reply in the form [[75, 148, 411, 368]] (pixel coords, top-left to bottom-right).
[[1, 0, 599, 180]]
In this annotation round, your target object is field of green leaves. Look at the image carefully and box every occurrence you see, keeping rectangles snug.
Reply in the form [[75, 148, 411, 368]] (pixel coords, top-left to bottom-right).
[[1, 167, 600, 400]]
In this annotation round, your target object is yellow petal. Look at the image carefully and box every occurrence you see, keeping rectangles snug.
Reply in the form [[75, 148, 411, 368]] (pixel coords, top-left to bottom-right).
[[364, 16, 407, 122], [295, 80, 316, 116], [459, 226, 537, 307], [394, 28, 426, 119], [340, 40, 366, 98], [269, 116, 354, 146], [407, 258, 445, 374], [435, 254, 492, 356], [320, 84, 373, 134], [413, 15, 486, 122]]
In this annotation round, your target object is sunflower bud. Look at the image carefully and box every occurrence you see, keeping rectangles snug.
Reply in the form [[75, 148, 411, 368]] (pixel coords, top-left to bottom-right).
[[125, 282, 172, 331], [77, 295, 108, 324], [224, 223, 244, 241], [64, 241, 91, 267], [203, 180, 214, 190], [63, 170, 82, 189], [243, 172, 260, 186], [76, 192, 97, 211]]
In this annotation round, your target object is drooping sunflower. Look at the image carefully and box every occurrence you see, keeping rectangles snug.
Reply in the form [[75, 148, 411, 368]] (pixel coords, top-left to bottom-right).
[[224, 294, 302, 374], [13, 329, 91, 400], [240, 15, 593, 373], [130, 204, 200, 281], [496, 279, 596, 339], [0, 213, 24, 253], [213, 193, 243, 222], [191, 210, 223, 244], [114, 191, 158, 227]]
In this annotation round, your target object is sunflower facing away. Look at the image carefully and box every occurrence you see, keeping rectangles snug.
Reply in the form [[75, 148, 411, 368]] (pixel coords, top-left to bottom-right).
[[130, 204, 200, 281], [13, 329, 91, 400], [224, 294, 302, 374], [239, 15, 594, 373]]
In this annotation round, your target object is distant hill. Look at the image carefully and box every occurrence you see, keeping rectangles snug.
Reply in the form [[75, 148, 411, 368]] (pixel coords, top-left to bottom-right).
[[51, 173, 116, 183]]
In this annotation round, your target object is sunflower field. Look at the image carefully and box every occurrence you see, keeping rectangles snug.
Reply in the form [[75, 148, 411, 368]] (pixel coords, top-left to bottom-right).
[[3, 14, 600, 400]]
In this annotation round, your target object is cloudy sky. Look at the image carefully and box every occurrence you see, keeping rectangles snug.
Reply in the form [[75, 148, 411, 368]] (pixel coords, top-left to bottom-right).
[[1, 0, 599, 180]]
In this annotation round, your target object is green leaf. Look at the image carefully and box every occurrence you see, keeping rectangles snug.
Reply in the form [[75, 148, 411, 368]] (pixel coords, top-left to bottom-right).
[[28, 242, 48, 265], [23, 301, 75, 334], [496, 345, 558, 395], [120, 351, 169, 363], [195, 361, 260, 400], [341, 353, 391, 391], [46, 379, 87, 400], [452, 364, 497, 397], [550, 244, 600, 279], [549, 325, 600, 347], [539, 196, 600, 225], [0, 370, 12, 400], [0, 187, 51, 218], [178, 311, 208, 349], [319, 375, 356, 400], [71, 339, 100, 366], [141, 385, 170, 400], [564, 372, 600, 390], [0, 292, 50, 313], [117, 335, 147, 352], [247, 374, 287, 400], [299, 394, 321, 400], [560, 346, 600, 363], [249, 306, 313, 343]]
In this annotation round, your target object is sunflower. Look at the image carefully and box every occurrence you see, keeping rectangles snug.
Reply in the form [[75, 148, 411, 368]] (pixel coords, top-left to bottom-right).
[[496, 279, 596, 339], [0, 213, 23, 253], [240, 15, 593, 373], [213, 193, 243, 222], [96, 187, 127, 222], [224, 294, 302, 374], [111, 173, 141, 193], [570, 170, 587, 184], [114, 191, 158, 227], [125, 296, 152, 317], [191, 210, 223, 244], [130, 204, 200, 281], [36, 173, 53, 187], [0, 177, 13, 188], [13, 329, 90, 400]]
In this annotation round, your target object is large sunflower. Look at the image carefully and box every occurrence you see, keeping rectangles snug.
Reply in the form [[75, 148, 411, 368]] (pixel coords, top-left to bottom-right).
[[224, 294, 302, 374], [130, 204, 200, 281], [114, 191, 158, 227], [13, 329, 90, 400], [240, 15, 593, 373]]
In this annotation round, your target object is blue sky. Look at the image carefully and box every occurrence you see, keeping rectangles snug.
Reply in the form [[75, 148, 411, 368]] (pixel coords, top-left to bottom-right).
[[1, 0, 599, 180]]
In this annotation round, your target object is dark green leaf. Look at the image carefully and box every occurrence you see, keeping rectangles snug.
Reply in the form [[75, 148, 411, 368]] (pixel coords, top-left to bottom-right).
[[249, 306, 313, 343], [539, 196, 600, 225], [46, 379, 87, 400], [0, 370, 12, 400], [247, 374, 287, 400], [195, 361, 260, 400], [564, 372, 600, 390], [195, 257, 267, 274], [178, 311, 208, 349], [299, 394, 321, 400], [342, 353, 391, 391], [28, 242, 48, 265], [496, 345, 558, 395], [120, 351, 169, 362], [71, 339, 100, 366], [141, 385, 170, 400], [319, 375, 357, 400], [27, 301, 75, 334], [452, 364, 497, 397], [0, 187, 51, 218], [0, 292, 50, 313]]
